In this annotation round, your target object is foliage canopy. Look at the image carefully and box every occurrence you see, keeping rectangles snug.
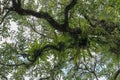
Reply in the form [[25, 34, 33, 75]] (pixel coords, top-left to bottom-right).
[[0, 0, 120, 80]]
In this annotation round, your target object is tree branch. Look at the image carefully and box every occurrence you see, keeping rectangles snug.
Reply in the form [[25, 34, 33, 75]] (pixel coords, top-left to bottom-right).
[[10, 0, 81, 34], [0, 73, 8, 80], [114, 68, 120, 80], [27, 20, 53, 39], [63, 0, 77, 27], [0, 10, 10, 25], [83, 62, 98, 80], [39, 76, 51, 80], [10, 0, 65, 32], [84, 14, 96, 27], [11, 0, 21, 9], [0, 61, 28, 67], [28, 42, 65, 63]]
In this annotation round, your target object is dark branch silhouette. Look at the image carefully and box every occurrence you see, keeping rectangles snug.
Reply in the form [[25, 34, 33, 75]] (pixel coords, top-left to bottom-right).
[[28, 42, 65, 63], [9, 0, 81, 34], [0, 0, 83, 67], [84, 14, 96, 27], [6, 0, 83, 63], [114, 68, 120, 80], [0, 10, 10, 25], [27, 20, 53, 39], [63, 0, 77, 27]]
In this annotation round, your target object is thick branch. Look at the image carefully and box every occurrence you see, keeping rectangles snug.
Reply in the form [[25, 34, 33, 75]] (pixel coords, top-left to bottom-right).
[[10, 0, 66, 32], [12, 8, 64, 31], [10, 0, 81, 34], [63, 0, 77, 27], [28, 42, 65, 63], [11, 0, 21, 9]]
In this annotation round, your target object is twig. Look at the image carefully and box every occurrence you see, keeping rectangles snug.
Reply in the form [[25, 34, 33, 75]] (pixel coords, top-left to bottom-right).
[[0, 73, 8, 80], [0, 61, 28, 67], [27, 20, 53, 39], [0, 10, 10, 25]]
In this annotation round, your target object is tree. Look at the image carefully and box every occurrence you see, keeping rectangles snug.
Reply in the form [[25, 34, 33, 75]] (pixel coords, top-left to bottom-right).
[[0, 0, 120, 80]]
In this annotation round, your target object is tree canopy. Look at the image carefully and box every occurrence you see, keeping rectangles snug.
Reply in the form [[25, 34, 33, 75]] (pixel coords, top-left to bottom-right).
[[0, 0, 120, 80]]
